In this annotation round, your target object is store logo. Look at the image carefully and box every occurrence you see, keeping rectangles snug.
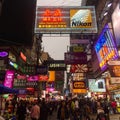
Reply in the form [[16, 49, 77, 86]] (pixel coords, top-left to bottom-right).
[[70, 9, 92, 28]]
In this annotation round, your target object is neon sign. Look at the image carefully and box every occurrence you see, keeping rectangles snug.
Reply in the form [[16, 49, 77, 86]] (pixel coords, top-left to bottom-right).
[[39, 9, 66, 28], [20, 52, 26, 62], [35, 6, 97, 33], [42, 9, 62, 22], [95, 24, 118, 70], [4, 70, 14, 88], [0, 51, 8, 57]]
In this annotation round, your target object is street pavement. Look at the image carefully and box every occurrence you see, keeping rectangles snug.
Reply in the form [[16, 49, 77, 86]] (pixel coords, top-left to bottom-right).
[[90, 114, 120, 120], [48, 111, 120, 120]]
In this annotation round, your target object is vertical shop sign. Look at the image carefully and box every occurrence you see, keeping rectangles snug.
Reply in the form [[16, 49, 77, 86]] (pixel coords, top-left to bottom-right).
[[4, 70, 14, 88]]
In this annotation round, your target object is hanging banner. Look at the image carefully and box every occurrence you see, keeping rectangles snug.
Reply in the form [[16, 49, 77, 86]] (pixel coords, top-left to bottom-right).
[[35, 6, 97, 34]]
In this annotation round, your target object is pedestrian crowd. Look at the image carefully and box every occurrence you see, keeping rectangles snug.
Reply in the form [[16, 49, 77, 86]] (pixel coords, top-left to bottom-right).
[[0, 97, 119, 120]]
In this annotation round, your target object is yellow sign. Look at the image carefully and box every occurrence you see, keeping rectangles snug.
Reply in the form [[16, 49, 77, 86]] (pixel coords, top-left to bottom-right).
[[73, 46, 84, 52], [73, 89, 87, 93], [73, 81, 87, 93], [73, 81, 85, 89], [99, 50, 116, 68], [48, 71, 55, 81], [70, 9, 92, 28]]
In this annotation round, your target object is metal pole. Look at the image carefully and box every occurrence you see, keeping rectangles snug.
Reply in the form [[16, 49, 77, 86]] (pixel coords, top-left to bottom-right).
[[36, 34, 42, 101]]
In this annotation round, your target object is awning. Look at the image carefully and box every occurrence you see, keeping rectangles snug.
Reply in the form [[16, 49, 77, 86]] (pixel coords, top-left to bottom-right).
[[0, 84, 18, 94]]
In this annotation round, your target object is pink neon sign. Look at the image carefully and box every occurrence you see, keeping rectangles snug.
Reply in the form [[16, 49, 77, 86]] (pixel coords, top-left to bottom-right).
[[27, 75, 38, 81], [4, 70, 15, 88]]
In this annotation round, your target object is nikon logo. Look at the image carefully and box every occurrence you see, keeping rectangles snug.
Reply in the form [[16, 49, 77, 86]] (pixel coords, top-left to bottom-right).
[[70, 9, 92, 28], [71, 21, 92, 27]]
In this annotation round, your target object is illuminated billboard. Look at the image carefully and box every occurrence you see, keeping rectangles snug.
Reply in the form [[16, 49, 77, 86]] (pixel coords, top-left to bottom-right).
[[35, 6, 97, 34], [4, 70, 15, 88], [88, 79, 106, 92], [72, 81, 87, 93], [94, 24, 118, 70]]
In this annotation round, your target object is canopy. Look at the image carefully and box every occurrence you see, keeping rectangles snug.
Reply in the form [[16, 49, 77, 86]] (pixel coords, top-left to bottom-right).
[[0, 84, 18, 94]]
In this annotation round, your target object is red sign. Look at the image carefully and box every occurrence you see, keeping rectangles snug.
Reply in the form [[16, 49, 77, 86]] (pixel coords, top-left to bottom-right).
[[39, 75, 49, 81], [37, 8, 67, 28], [42, 9, 62, 22], [64, 52, 87, 64]]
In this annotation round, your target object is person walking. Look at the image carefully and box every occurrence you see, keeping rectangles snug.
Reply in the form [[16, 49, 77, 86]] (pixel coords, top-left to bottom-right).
[[57, 100, 70, 120], [16, 100, 26, 120], [30, 101, 40, 120], [39, 99, 49, 120]]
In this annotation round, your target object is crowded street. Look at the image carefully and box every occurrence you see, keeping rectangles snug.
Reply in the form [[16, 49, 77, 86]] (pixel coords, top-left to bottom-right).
[[1, 0, 120, 120]]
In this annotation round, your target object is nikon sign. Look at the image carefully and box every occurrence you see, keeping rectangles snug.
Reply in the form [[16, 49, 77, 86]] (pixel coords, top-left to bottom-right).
[[70, 9, 92, 28], [35, 6, 97, 34]]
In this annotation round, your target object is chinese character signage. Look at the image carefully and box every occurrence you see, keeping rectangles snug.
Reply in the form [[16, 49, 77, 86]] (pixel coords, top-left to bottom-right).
[[94, 24, 119, 70], [35, 6, 97, 33], [4, 70, 15, 88]]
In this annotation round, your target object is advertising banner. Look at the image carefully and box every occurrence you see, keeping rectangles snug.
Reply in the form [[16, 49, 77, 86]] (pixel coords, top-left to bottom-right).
[[110, 77, 120, 84], [46, 60, 66, 71], [88, 79, 106, 92], [70, 64, 88, 73], [109, 65, 120, 77], [38, 75, 49, 81], [94, 24, 118, 70], [27, 75, 39, 81], [72, 73, 85, 81], [4, 70, 15, 88], [0, 51, 9, 58], [35, 6, 97, 34], [48, 71, 55, 82], [72, 81, 87, 93], [64, 52, 87, 64], [108, 64, 120, 84]]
